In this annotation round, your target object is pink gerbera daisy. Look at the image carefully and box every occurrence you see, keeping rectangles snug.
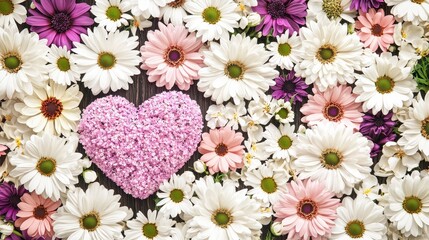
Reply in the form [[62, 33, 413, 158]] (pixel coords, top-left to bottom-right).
[[300, 85, 364, 130], [356, 8, 395, 52], [15, 192, 61, 238], [273, 179, 340, 240], [141, 22, 204, 90], [198, 128, 245, 174]]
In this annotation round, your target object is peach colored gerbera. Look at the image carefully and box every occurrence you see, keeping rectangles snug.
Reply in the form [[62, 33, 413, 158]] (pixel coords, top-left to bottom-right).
[[356, 8, 395, 52], [300, 85, 364, 130], [141, 22, 204, 90], [15, 192, 61, 238], [273, 179, 340, 240], [198, 128, 245, 174]]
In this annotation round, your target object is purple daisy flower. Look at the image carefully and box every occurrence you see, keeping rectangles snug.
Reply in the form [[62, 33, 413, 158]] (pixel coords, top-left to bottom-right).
[[366, 131, 396, 158], [350, 0, 384, 12], [271, 70, 308, 103], [26, 0, 94, 50], [0, 182, 27, 221], [360, 111, 396, 136], [252, 0, 307, 36]]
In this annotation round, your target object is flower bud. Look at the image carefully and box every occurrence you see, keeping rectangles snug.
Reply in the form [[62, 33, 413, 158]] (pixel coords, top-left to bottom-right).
[[0, 222, 13, 236], [182, 171, 195, 184], [270, 222, 283, 237], [247, 12, 261, 27], [82, 170, 97, 184], [193, 160, 206, 173]]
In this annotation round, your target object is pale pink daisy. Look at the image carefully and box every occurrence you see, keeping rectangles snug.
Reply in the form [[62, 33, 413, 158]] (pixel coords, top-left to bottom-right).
[[273, 179, 340, 240], [356, 8, 395, 52], [0, 144, 7, 156], [300, 85, 364, 130], [15, 192, 61, 238], [141, 22, 204, 90], [198, 128, 245, 174]]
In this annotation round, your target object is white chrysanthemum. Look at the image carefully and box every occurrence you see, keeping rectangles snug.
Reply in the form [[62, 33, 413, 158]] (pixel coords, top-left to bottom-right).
[[248, 95, 276, 125], [241, 115, 264, 142], [293, 121, 372, 195], [125, 210, 175, 240], [307, 0, 356, 23], [384, 172, 429, 237], [46, 45, 79, 86], [261, 123, 297, 162], [156, 174, 193, 218], [225, 102, 246, 130], [267, 30, 302, 70], [127, 0, 174, 18], [160, 0, 189, 26], [9, 133, 82, 201], [294, 16, 363, 92], [15, 82, 82, 136], [354, 53, 416, 115], [205, 104, 228, 129], [386, 0, 429, 25], [91, 0, 133, 32], [0, 99, 32, 152], [130, 14, 153, 36], [0, 0, 26, 28], [184, 0, 240, 42], [398, 91, 429, 157], [72, 27, 140, 95], [198, 34, 277, 104], [53, 182, 132, 240], [186, 177, 263, 239], [354, 175, 382, 201], [274, 99, 295, 124], [0, 27, 48, 100], [244, 164, 289, 205], [331, 196, 387, 240]]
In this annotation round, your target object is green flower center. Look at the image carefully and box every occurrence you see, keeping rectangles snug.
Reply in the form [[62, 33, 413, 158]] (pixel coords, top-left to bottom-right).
[[202, 7, 221, 24], [3, 55, 21, 72], [57, 57, 70, 72], [98, 52, 116, 69], [278, 135, 292, 150], [106, 6, 122, 21], [317, 44, 337, 64], [277, 108, 289, 119], [261, 177, 277, 194], [0, 0, 14, 15], [375, 76, 395, 94], [225, 62, 244, 80], [346, 220, 365, 238], [80, 213, 100, 232], [403, 196, 422, 213], [322, 149, 342, 169], [319, 48, 334, 60], [142, 223, 158, 238], [212, 209, 232, 228], [36, 157, 56, 176], [278, 43, 291, 56], [169, 189, 184, 203], [322, 0, 343, 19]]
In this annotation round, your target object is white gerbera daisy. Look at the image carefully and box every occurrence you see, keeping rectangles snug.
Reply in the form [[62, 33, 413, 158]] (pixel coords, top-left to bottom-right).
[[354, 52, 416, 115], [91, 0, 133, 32], [293, 121, 372, 195], [186, 177, 263, 239], [72, 27, 140, 95], [386, 0, 429, 25], [331, 196, 387, 240], [307, 0, 356, 23], [0, 0, 26, 28], [9, 133, 82, 200], [384, 172, 429, 237], [184, 0, 240, 42], [198, 34, 277, 104], [0, 27, 48, 100], [15, 81, 82, 136], [160, 0, 189, 26], [125, 210, 175, 240], [267, 30, 302, 70], [274, 99, 294, 124], [244, 164, 289, 205], [46, 45, 79, 86], [128, 0, 174, 18], [53, 182, 132, 240], [294, 16, 363, 92], [376, 141, 421, 178], [261, 123, 297, 162], [156, 174, 193, 218]]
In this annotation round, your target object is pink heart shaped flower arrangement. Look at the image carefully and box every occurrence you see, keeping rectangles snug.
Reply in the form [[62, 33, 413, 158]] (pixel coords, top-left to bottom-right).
[[78, 91, 203, 199]]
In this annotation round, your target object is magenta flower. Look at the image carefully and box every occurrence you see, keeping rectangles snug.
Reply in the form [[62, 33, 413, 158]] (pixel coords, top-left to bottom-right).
[[26, 0, 93, 50]]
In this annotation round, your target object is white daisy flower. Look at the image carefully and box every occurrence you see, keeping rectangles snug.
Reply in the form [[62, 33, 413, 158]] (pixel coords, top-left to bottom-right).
[[184, 0, 240, 42], [205, 104, 228, 129], [307, 0, 356, 23], [384, 172, 429, 237], [386, 0, 429, 25], [261, 123, 297, 162], [91, 0, 133, 32], [248, 95, 276, 125], [274, 99, 295, 124], [354, 52, 416, 115], [156, 174, 193, 218], [354, 175, 382, 201], [267, 30, 302, 70], [331, 196, 387, 239], [125, 210, 175, 240], [127, 0, 174, 18], [294, 16, 363, 92], [0, 0, 26, 28], [293, 121, 372, 195], [46, 45, 79, 86], [53, 182, 132, 240], [198, 34, 277, 104], [0, 27, 48, 100], [225, 102, 246, 130], [160, 0, 189, 26], [244, 164, 289, 205], [72, 27, 140, 95], [9, 133, 82, 201], [15, 82, 82, 136]]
